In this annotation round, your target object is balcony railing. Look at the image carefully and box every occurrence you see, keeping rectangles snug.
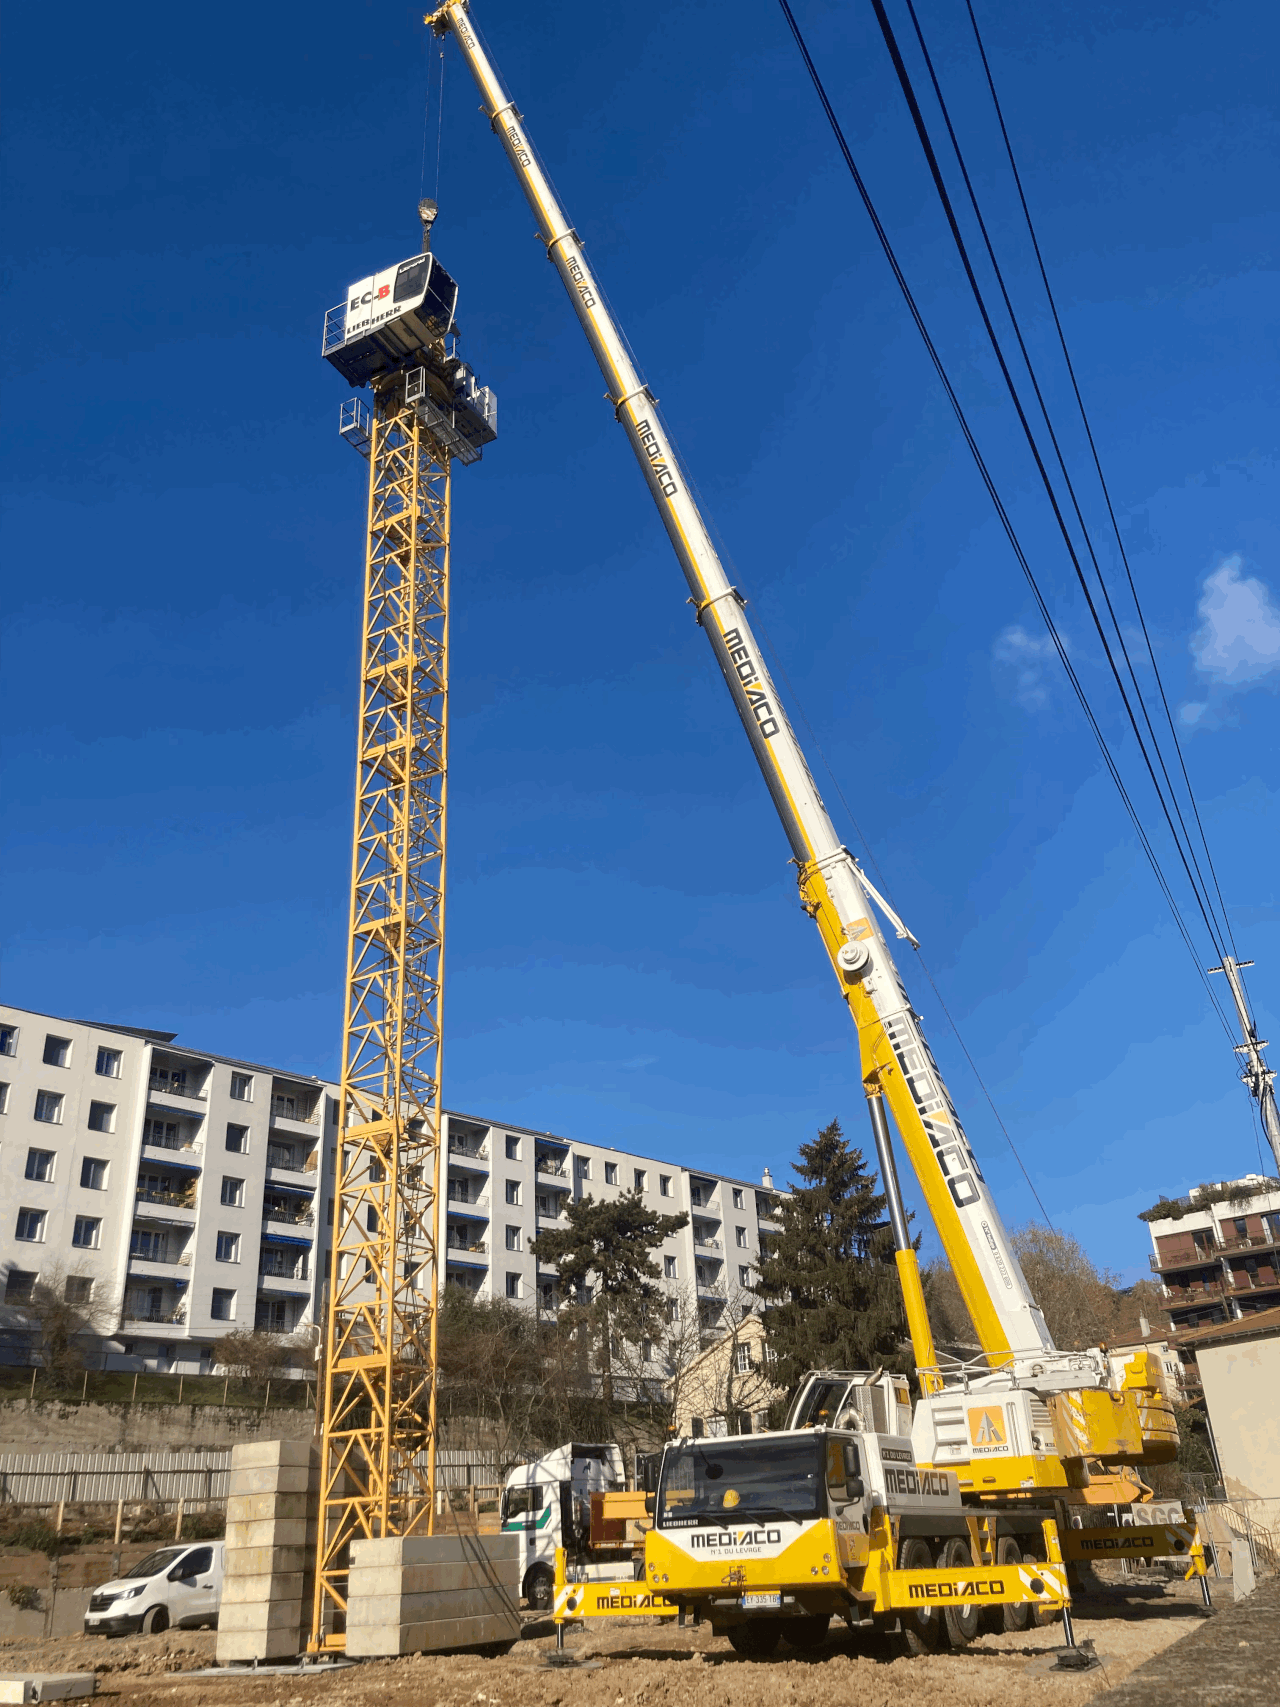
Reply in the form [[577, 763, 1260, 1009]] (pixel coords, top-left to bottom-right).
[[446, 1189, 489, 1210], [135, 1188, 196, 1210], [1217, 1231, 1280, 1256], [1149, 1246, 1221, 1272], [536, 1157, 568, 1178], [270, 1097, 319, 1124], [446, 1239, 487, 1256], [147, 1074, 205, 1100], [143, 1133, 202, 1153], [263, 1207, 315, 1227], [1223, 1270, 1280, 1294], [122, 1307, 187, 1325], [694, 1236, 722, 1252]]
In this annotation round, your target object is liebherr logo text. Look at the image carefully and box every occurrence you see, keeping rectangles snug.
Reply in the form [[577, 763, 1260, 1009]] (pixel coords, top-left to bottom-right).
[[634, 419, 679, 500], [882, 1012, 986, 1211], [688, 1527, 783, 1549], [721, 627, 781, 740]]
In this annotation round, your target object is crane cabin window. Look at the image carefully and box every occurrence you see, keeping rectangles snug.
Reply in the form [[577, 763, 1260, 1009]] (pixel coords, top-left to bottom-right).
[[657, 1436, 823, 1528]]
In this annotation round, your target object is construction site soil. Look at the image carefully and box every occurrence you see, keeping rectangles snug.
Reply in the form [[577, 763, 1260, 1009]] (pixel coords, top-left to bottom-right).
[[3, 1569, 1271, 1707]]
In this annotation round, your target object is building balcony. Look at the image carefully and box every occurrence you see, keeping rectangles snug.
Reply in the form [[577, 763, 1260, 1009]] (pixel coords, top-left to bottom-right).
[[127, 1253, 191, 1276], [147, 1072, 206, 1103], [445, 1185, 489, 1210], [1217, 1231, 1280, 1258], [696, 1276, 725, 1297], [536, 1156, 568, 1179], [263, 1209, 315, 1234], [1148, 1247, 1222, 1275], [694, 1236, 722, 1252], [445, 1245, 488, 1267], [256, 1271, 311, 1296], [447, 1151, 489, 1177], [1223, 1270, 1280, 1296], [265, 1155, 318, 1187], [535, 1201, 564, 1222], [133, 1191, 197, 1220]]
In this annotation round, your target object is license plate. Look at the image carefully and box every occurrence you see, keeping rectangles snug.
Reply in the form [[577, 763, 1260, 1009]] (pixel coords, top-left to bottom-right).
[[741, 1593, 781, 1609]]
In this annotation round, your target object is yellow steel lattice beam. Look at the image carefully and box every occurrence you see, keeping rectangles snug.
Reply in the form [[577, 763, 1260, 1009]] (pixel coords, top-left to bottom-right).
[[311, 378, 451, 1652]]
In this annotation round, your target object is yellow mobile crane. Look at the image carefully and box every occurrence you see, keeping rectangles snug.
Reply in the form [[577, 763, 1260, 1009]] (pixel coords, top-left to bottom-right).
[[424, 1, 1211, 1655]]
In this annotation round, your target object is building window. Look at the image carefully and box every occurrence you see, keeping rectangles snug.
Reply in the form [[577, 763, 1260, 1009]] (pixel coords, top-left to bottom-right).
[[575, 1156, 591, 1180], [732, 1188, 744, 1210], [65, 1276, 93, 1305], [539, 1281, 557, 1311], [506, 1272, 521, 1299], [506, 1224, 522, 1251], [80, 1156, 108, 1190], [95, 1047, 122, 1078], [664, 1255, 677, 1279], [505, 1135, 520, 1160], [0, 1083, 8, 1115], [87, 1101, 116, 1133], [634, 1169, 647, 1192], [226, 1124, 249, 1154], [143, 1118, 182, 1148], [0, 1026, 17, 1057], [211, 1288, 236, 1321], [734, 1341, 753, 1376], [34, 1090, 63, 1124], [690, 1417, 704, 1438], [4, 1270, 36, 1304], [42, 1035, 71, 1068], [25, 1148, 55, 1182], [216, 1231, 241, 1263], [72, 1216, 100, 1250], [604, 1162, 618, 1185], [641, 1337, 653, 1362], [230, 1073, 253, 1101], [506, 1179, 521, 1206], [659, 1174, 671, 1198], [131, 1229, 169, 1262], [739, 1265, 752, 1288], [221, 1177, 244, 1207], [16, 1208, 46, 1243], [735, 1225, 748, 1248], [256, 1299, 291, 1333], [667, 1296, 680, 1322]]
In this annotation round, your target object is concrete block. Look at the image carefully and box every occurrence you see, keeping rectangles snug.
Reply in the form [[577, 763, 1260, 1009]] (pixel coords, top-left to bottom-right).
[[349, 1533, 518, 1569], [215, 1599, 305, 1635], [215, 1627, 302, 1664], [228, 1464, 315, 1498], [349, 1561, 518, 1598], [227, 1439, 317, 1471], [345, 1613, 519, 1658], [226, 1491, 313, 1524], [225, 1517, 316, 1551], [220, 1572, 307, 1606], [222, 1543, 312, 1578], [0, 1681, 96, 1705], [347, 1587, 519, 1626]]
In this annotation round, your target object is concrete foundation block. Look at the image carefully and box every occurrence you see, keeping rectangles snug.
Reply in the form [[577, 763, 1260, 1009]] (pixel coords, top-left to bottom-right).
[[222, 1439, 317, 1471], [344, 1534, 520, 1657], [216, 1599, 305, 1635], [225, 1491, 313, 1524], [228, 1464, 316, 1498], [213, 1627, 304, 1664], [220, 1572, 307, 1606], [225, 1517, 316, 1551], [220, 1543, 312, 1578], [0, 1681, 96, 1705]]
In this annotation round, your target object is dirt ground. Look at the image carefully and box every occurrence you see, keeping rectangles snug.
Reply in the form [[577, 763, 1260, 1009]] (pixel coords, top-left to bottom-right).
[[2, 1567, 1267, 1707]]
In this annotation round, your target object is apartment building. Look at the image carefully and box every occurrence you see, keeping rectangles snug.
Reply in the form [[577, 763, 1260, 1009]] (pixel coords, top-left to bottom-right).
[[0, 1004, 336, 1371], [0, 1002, 785, 1372], [441, 1110, 783, 1341], [1141, 1172, 1280, 1387]]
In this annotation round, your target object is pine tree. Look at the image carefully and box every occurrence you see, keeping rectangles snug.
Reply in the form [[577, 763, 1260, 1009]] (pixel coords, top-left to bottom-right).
[[753, 1117, 904, 1391], [530, 1190, 688, 1404]]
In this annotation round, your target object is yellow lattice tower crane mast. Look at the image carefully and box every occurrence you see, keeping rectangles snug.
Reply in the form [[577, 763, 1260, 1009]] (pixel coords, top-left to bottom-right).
[[310, 203, 497, 1653]]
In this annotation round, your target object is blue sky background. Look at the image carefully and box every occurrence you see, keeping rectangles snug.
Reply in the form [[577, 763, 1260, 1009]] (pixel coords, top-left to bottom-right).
[[3, 0, 1277, 1281]]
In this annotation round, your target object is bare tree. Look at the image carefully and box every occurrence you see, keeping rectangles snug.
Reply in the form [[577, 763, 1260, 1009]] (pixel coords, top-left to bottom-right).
[[16, 1265, 119, 1386], [214, 1329, 307, 1392]]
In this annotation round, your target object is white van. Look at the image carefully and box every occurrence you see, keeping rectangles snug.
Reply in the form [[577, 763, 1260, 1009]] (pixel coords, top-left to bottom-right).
[[84, 1542, 224, 1637], [500, 1442, 626, 1610]]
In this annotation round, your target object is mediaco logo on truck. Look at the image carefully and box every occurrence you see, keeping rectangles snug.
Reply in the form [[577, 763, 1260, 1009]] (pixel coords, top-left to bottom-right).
[[907, 1577, 1008, 1601], [687, 1527, 785, 1551]]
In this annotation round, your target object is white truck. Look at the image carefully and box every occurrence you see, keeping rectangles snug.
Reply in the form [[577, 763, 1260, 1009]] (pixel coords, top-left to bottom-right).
[[500, 1442, 626, 1609], [84, 1541, 224, 1637]]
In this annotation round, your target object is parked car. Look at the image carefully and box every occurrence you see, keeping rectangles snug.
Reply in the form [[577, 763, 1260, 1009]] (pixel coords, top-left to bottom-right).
[[84, 1542, 224, 1636]]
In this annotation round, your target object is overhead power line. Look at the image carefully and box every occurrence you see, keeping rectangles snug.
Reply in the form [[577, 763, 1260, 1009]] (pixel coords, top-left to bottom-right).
[[773, 0, 1237, 1039]]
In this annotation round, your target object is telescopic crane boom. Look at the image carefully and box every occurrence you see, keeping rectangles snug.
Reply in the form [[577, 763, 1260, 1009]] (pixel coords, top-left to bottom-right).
[[427, 0, 1175, 1485]]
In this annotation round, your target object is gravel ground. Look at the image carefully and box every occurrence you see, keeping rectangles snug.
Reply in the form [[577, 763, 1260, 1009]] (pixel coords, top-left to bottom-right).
[[2, 1568, 1264, 1707]]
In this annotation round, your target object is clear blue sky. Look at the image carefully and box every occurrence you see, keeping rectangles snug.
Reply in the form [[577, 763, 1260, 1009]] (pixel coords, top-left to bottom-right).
[[3, 1, 1277, 1281]]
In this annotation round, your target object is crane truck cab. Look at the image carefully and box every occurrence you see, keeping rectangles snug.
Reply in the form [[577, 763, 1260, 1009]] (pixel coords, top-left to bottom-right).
[[500, 1441, 627, 1610]]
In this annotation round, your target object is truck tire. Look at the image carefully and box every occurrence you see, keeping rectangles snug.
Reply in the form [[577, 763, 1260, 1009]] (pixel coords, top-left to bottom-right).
[[142, 1605, 169, 1636], [727, 1620, 781, 1658], [997, 1538, 1030, 1633], [523, 1564, 554, 1612], [783, 1614, 829, 1651], [939, 1538, 980, 1647], [897, 1538, 944, 1654]]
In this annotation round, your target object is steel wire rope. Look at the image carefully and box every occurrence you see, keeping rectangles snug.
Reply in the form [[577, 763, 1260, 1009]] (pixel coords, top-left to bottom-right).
[[895, 0, 1237, 974], [865, 0, 1235, 982], [962, 0, 1241, 970], [773, 0, 1236, 1037]]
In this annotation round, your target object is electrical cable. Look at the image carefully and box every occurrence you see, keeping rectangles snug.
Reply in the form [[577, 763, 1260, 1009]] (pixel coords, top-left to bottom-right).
[[896, 0, 1235, 970], [773, 0, 1237, 1038], [865, 0, 1234, 982], [962, 0, 1240, 967]]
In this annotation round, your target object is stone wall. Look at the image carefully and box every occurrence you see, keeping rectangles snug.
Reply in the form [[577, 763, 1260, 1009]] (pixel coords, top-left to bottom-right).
[[0, 1400, 315, 1455]]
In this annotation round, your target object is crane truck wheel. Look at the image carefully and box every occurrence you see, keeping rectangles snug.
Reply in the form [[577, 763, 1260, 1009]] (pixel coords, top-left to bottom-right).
[[995, 1538, 1030, 1633], [726, 1619, 782, 1658], [897, 1538, 944, 1654], [939, 1539, 980, 1646], [782, 1614, 830, 1651], [523, 1564, 555, 1612]]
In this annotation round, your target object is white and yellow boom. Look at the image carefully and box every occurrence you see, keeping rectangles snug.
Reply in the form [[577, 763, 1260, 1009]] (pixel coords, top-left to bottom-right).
[[427, 1, 1175, 1481]]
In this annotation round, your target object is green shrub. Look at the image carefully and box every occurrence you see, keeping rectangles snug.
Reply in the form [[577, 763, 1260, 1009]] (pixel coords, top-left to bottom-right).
[[6, 1584, 41, 1610], [2, 1520, 64, 1557], [181, 1509, 226, 1539]]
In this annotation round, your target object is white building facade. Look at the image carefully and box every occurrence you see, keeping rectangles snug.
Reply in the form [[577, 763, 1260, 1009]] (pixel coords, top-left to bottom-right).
[[0, 1004, 784, 1371]]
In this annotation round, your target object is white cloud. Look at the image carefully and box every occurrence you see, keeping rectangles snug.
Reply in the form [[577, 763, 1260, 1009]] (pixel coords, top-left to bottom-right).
[[1190, 556, 1280, 685], [993, 624, 1059, 710]]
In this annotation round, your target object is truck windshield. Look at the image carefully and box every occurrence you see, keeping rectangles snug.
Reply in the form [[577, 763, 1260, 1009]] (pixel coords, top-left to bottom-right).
[[657, 1437, 823, 1527], [120, 1546, 188, 1580]]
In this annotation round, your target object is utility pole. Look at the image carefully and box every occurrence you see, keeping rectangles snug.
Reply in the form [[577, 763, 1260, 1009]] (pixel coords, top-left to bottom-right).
[[1210, 956, 1280, 1173]]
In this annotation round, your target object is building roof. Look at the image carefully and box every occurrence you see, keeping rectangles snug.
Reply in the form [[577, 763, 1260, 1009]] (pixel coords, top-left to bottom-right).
[[1170, 1305, 1280, 1352]]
